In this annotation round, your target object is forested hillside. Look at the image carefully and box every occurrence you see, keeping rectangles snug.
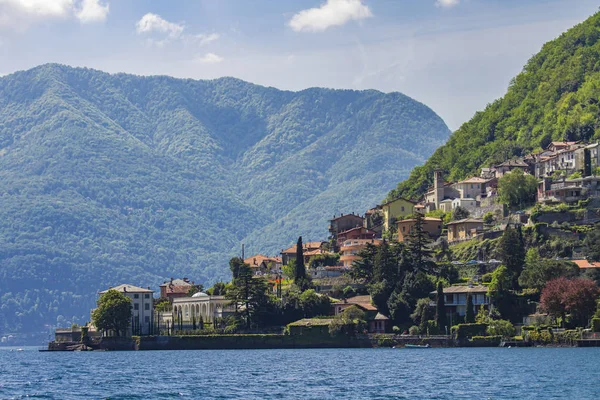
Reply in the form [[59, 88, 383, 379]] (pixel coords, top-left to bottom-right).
[[0, 64, 449, 333], [389, 11, 600, 200]]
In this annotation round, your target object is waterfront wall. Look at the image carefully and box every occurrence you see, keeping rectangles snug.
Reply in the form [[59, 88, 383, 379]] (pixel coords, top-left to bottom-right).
[[135, 334, 371, 350]]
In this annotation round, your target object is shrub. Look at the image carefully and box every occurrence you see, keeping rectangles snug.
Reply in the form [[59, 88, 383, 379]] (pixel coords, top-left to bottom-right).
[[451, 323, 488, 339], [408, 325, 420, 335], [486, 319, 515, 338], [469, 335, 502, 346], [592, 318, 600, 332], [482, 273, 492, 283]]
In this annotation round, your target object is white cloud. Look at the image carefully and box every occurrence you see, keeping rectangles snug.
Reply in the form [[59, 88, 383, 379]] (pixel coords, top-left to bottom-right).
[[195, 52, 223, 64], [289, 0, 372, 33], [0, 0, 109, 29], [75, 0, 108, 23], [435, 0, 460, 8], [190, 32, 220, 46], [136, 13, 220, 50], [135, 13, 184, 39]]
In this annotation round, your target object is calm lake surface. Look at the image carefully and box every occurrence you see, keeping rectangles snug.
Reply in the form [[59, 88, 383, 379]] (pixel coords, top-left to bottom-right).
[[0, 346, 599, 399]]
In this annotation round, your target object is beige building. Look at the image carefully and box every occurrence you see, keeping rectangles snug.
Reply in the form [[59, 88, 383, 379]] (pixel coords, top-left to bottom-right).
[[446, 218, 484, 242], [397, 217, 442, 242]]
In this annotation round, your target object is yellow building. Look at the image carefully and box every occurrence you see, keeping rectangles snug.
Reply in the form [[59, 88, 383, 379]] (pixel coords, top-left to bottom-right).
[[378, 198, 416, 231]]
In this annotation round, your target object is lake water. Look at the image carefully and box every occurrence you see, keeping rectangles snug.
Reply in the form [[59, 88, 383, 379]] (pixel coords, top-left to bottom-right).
[[0, 346, 599, 399]]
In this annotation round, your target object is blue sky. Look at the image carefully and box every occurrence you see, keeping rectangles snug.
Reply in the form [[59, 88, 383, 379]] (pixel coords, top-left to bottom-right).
[[0, 0, 598, 130]]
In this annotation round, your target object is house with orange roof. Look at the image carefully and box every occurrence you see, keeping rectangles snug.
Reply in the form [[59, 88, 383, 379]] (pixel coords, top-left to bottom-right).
[[159, 278, 193, 300], [332, 295, 391, 333], [335, 226, 378, 250], [328, 213, 364, 245], [280, 241, 327, 265], [244, 254, 283, 275]]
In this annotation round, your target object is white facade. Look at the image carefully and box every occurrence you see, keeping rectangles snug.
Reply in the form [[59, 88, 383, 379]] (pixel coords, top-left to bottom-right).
[[99, 284, 154, 335], [452, 198, 478, 210], [163, 293, 235, 329]]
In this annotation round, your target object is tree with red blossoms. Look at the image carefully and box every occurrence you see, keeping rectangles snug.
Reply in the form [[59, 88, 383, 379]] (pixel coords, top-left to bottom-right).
[[540, 277, 599, 327]]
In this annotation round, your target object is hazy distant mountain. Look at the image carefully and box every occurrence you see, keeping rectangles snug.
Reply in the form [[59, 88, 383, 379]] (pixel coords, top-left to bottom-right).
[[0, 64, 449, 332]]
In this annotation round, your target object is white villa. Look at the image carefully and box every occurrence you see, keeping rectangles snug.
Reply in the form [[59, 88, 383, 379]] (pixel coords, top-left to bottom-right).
[[160, 292, 236, 329], [98, 284, 155, 335]]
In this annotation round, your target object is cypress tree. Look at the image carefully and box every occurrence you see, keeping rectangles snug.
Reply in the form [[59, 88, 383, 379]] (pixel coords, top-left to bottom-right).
[[294, 236, 309, 290], [199, 315, 204, 330], [465, 294, 475, 323], [435, 281, 447, 333]]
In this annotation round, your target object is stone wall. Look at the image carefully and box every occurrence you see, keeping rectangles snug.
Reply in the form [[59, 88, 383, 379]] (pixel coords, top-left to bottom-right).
[[136, 334, 371, 350]]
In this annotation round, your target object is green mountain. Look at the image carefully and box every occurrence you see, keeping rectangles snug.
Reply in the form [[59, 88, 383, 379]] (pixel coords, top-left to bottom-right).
[[389, 11, 600, 200], [0, 64, 449, 332]]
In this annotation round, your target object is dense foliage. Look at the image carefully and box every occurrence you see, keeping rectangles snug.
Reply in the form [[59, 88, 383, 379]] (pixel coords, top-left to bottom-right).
[[91, 289, 132, 337], [0, 64, 449, 334], [389, 11, 600, 200]]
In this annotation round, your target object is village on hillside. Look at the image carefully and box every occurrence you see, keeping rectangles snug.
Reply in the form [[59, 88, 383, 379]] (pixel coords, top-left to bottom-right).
[[48, 140, 600, 350]]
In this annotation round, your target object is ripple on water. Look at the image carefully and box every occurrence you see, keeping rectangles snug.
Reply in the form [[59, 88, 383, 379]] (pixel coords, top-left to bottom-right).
[[1, 348, 600, 399]]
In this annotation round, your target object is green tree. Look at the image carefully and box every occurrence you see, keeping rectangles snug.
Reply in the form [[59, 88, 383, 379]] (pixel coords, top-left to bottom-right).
[[518, 258, 579, 290], [187, 284, 205, 297], [225, 259, 270, 329], [498, 224, 526, 288], [229, 257, 246, 280], [411, 298, 435, 334], [435, 281, 447, 332], [294, 236, 311, 291], [405, 212, 435, 273], [451, 206, 470, 221], [91, 289, 132, 337], [465, 294, 475, 323], [348, 242, 378, 282], [497, 169, 538, 208], [299, 289, 331, 317], [584, 227, 600, 262], [486, 319, 515, 338]]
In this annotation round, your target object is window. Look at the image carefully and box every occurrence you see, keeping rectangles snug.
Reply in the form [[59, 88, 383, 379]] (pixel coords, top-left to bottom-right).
[[145, 303, 150, 310], [134, 303, 139, 310], [445, 295, 453, 303], [144, 316, 150, 323], [401, 206, 405, 212], [144, 294, 150, 299], [133, 294, 139, 299], [402, 226, 406, 232]]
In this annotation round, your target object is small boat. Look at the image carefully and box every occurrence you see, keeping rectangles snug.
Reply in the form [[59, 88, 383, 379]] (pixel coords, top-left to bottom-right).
[[404, 344, 430, 349]]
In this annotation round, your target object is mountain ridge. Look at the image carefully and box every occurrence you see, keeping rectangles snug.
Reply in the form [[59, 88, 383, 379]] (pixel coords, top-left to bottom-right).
[[0, 63, 450, 332]]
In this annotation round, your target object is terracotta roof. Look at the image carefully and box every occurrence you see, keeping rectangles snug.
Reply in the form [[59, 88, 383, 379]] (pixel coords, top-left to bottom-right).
[[330, 214, 363, 222], [572, 260, 600, 269], [457, 177, 489, 184], [439, 285, 488, 294], [165, 285, 190, 295], [398, 217, 442, 224], [281, 242, 325, 254], [100, 284, 153, 294], [446, 218, 484, 226], [378, 197, 417, 208], [244, 254, 281, 266], [337, 226, 376, 236], [304, 249, 325, 257], [333, 295, 378, 311], [374, 312, 390, 320], [495, 159, 529, 168], [159, 279, 192, 287]]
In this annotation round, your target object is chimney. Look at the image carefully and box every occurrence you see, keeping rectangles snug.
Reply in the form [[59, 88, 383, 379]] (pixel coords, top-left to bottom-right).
[[170, 277, 173, 283], [183, 277, 189, 283]]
